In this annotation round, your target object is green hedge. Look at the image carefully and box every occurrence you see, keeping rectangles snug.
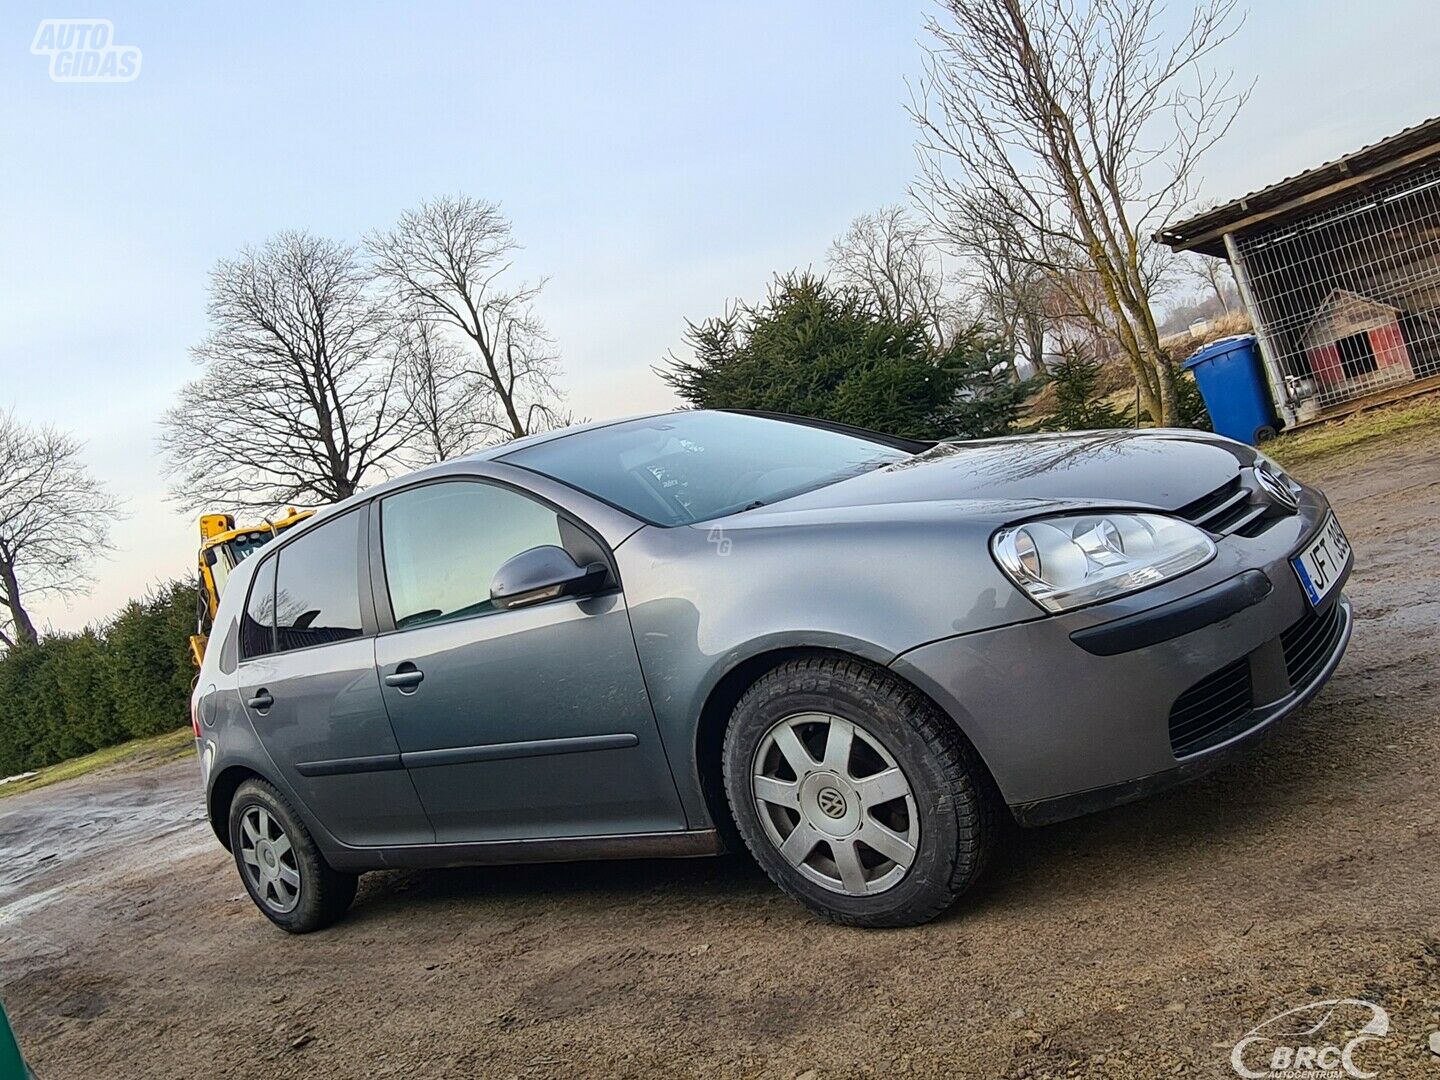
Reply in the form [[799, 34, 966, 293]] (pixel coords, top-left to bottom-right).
[[0, 580, 197, 777]]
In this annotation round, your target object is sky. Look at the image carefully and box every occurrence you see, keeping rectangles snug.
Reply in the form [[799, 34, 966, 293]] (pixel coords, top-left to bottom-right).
[[3, 0, 1438, 634]]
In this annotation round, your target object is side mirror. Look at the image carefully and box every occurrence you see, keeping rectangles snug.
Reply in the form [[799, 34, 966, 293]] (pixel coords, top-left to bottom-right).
[[490, 545, 608, 611]]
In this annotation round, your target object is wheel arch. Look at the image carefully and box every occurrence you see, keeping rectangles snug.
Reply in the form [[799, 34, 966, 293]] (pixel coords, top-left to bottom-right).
[[207, 763, 267, 850], [691, 645, 1003, 841]]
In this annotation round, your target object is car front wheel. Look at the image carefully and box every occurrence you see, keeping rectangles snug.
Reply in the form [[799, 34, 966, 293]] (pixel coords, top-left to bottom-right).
[[722, 657, 995, 927]]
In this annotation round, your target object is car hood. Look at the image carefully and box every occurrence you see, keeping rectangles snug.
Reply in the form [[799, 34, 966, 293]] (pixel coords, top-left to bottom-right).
[[740, 429, 1248, 522]]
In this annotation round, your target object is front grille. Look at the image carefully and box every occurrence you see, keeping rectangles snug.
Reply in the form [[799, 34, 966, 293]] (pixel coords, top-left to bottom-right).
[[1178, 471, 1295, 538], [1281, 602, 1347, 689], [1168, 656, 1254, 757], [1179, 476, 1252, 534]]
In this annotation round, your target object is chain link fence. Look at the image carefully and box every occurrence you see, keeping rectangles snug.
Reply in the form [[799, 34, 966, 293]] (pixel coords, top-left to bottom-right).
[[1232, 160, 1440, 412]]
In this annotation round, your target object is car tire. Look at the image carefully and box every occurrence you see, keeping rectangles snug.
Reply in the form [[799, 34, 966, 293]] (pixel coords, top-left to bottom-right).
[[722, 656, 995, 928], [228, 778, 358, 934]]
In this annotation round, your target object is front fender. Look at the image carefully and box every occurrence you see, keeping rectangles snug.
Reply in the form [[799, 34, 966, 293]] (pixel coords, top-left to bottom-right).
[[617, 515, 1036, 826]]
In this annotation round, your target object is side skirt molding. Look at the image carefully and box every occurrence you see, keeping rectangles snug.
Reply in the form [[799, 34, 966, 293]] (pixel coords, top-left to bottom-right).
[[324, 828, 726, 872]]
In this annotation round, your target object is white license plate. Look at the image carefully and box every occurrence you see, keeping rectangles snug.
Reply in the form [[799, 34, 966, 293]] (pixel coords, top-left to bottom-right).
[[1292, 513, 1352, 608]]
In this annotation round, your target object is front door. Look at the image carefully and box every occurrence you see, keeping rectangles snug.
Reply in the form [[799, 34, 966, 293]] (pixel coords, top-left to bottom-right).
[[237, 509, 432, 848], [371, 479, 685, 843]]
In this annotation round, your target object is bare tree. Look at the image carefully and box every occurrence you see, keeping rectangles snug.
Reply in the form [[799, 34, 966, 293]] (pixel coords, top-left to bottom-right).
[[1183, 252, 1237, 315], [827, 205, 961, 344], [0, 413, 121, 647], [393, 312, 492, 464], [1044, 264, 1127, 359], [368, 197, 566, 441], [160, 231, 413, 511], [911, 0, 1248, 425], [947, 204, 1052, 376]]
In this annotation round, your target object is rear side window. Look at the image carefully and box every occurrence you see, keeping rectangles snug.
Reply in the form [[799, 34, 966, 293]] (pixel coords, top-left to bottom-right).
[[273, 511, 364, 652], [239, 556, 277, 660], [380, 481, 562, 629]]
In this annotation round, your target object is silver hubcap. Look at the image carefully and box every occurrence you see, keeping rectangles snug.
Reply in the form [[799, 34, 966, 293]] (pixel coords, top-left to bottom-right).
[[239, 806, 300, 913], [751, 712, 919, 896]]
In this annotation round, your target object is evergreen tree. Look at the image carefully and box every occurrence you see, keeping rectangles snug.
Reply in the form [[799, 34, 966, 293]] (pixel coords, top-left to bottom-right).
[[662, 272, 1027, 441], [1044, 349, 1134, 431]]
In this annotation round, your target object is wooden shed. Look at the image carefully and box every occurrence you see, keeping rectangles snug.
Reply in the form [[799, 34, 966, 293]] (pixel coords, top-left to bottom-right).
[[1157, 117, 1440, 425]]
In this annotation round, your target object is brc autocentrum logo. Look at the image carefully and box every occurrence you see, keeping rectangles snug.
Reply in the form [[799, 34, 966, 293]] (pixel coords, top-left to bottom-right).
[[31, 19, 141, 82], [1230, 999, 1390, 1079]]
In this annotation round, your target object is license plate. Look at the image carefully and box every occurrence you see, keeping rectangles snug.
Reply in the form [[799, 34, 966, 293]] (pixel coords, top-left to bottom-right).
[[1292, 513, 1352, 608]]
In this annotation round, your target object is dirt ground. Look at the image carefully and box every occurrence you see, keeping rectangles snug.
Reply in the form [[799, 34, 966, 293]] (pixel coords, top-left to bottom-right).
[[3, 430, 1439, 1080]]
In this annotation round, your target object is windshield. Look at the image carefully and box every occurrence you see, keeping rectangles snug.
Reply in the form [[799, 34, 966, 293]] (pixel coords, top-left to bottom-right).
[[501, 412, 912, 526], [206, 527, 280, 606], [226, 530, 276, 564]]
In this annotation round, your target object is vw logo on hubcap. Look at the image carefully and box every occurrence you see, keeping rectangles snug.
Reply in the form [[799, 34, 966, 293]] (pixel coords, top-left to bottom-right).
[[816, 787, 848, 818]]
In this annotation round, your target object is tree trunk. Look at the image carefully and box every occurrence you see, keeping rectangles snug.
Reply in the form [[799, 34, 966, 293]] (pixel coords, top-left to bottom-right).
[[1153, 353, 1179, 427], [1123, 354, 1162, 424], [0, 560, 38, 646], [1023, 315, 1048, 377]]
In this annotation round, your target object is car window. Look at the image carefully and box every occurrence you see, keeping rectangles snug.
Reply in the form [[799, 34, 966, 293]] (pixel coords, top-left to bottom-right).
[[381, 481, 563, 629], [500, 411, 910, 526], [273, 511, 364, 652], [239, 556, 277, 660]]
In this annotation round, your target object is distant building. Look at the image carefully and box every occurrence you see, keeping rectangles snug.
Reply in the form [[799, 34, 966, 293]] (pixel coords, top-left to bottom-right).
[[1158, 117, 1440, 425]]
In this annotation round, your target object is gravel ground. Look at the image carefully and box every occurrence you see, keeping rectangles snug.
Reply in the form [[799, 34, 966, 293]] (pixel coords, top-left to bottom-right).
[[3, 429, 1439, 1079]]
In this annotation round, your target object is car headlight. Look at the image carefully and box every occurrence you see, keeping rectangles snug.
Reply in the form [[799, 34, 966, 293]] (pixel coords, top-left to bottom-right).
[[991, 513, 1216, 613]]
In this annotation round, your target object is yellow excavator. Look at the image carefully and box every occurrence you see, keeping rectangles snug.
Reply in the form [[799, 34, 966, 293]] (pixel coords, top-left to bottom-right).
[[190, 507, 313, 666]]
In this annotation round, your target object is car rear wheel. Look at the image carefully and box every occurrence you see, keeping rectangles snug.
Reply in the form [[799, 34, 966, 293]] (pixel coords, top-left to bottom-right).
[[228, 778, 357, 934], [722, 657, 995, 927]]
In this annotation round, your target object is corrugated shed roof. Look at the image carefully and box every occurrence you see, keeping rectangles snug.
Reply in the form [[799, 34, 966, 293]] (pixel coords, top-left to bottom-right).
[[1157, 116, 1440, 256]]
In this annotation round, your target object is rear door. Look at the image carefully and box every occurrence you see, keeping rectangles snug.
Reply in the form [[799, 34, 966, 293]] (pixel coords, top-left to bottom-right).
[[236, 509, 432, 848], [370, 477, 685, 843]]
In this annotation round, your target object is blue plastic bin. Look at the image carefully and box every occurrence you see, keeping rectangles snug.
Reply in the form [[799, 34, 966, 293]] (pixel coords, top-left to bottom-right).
[[1182, 334, 1279, 445]]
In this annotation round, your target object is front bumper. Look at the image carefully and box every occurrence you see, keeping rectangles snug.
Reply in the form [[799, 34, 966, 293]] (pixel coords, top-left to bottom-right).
[[890, 487, 1354, 824]]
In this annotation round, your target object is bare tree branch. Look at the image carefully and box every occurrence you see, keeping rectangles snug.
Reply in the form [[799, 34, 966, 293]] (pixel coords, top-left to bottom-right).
[[827, 205, 965, 346], [393, 310, 494, 465], [0, 412, 122, 646], [911, 0, 1248, 424], [367, 197, 567, 441], [1182, 251, 1237, 314], [159, 231, 414, 512]]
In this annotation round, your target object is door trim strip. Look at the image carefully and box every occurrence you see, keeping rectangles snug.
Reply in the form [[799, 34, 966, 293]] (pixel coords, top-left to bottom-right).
[[294, 753, 404, 777], [399, 732, 640, 770], [294, 733, 640, 777]]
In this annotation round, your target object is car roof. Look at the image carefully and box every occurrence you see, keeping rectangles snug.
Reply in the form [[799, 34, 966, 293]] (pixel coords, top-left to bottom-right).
[[216, 407, 925, 605], [461, 411, 671, 463], [266, 412, 675, 534], [250, 408, 924, 541]]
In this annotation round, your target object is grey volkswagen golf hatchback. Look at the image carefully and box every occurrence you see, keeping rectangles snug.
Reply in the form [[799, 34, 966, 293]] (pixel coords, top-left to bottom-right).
[[193, 410, 1353, 931]]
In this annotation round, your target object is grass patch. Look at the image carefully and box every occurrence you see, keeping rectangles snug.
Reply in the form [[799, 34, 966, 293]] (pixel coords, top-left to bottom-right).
[[1267, 393, 1440, 470], [0, 726, 194, 800]]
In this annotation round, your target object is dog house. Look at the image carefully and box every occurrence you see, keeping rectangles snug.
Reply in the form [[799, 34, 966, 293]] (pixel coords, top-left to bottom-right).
[[1158, 117, 1440, 423], [1299, 289, 1415, 395]]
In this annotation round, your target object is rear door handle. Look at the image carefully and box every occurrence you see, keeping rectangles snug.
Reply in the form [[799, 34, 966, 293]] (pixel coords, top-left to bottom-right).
[[246, 689, 274, 711], [384, 663, 424, 691]]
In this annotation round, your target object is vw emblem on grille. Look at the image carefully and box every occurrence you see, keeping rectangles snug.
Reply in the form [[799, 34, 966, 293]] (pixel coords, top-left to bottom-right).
[[816, 787, 848, 818], [1255, 465, 1299, 510]]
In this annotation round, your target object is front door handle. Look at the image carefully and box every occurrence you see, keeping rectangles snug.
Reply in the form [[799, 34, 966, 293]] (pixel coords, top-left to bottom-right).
[[384, 663, 424, 692], [246, 689, 274, 711]]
